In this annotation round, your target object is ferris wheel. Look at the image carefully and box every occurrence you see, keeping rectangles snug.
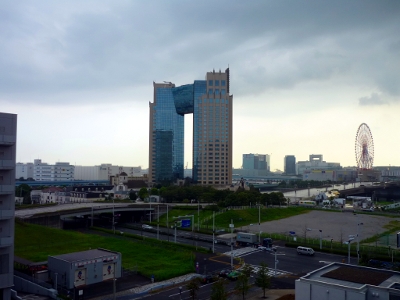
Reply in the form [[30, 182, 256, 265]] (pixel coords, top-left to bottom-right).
[[355, 123, 374, 169]]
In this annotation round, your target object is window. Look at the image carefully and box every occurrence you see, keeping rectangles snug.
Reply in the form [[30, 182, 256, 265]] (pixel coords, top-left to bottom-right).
[[215, 80, 220, 86], [208, 89, 213, 94], [208, 80, 213, 86], [215, 89, 219, 94], [221, 80, 226, 86], [221, 89, 226, 95]]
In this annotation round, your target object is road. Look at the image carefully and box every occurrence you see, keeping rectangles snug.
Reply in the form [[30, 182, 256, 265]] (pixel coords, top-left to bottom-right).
[[114, 225, 354, 300]]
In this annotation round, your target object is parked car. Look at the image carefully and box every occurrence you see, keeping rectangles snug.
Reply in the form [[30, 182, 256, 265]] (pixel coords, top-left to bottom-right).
[[142, 224, 153, 230], [227, 270, 242, 281]]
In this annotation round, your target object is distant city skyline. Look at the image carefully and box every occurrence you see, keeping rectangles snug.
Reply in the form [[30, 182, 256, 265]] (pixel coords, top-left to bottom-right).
[[2, 1, 399, 171]]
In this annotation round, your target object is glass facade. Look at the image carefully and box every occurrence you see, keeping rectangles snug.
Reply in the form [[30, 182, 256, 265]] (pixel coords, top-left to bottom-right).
[[149, 69, 232, 186], [150, 86, 184, 183]]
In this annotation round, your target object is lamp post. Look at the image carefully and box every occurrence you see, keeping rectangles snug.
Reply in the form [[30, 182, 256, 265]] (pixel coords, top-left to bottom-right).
[[112, 197, 115, 234], [344, 237, 355, 264], [212, 211, 215, 254], [229, 219, 234, 269], [357, 222, 363, 263], [198, 200, 200, 231], [258, 203, 261, 244], [307, 228, 322, 249], [166, 204, 169, 242], [157, 205, 160, 240], [273, 247, 278, 276]]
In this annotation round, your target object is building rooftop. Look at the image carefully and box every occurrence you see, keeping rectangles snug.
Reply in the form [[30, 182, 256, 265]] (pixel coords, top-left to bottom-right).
[[49, 249, 118, 263], [302, 263, 400, 289]]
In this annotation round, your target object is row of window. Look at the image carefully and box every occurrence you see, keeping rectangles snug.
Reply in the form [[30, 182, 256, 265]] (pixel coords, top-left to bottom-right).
[[203, 94, 229, 101], [208, 79, 226, 86], [207, 89, 226, 95]]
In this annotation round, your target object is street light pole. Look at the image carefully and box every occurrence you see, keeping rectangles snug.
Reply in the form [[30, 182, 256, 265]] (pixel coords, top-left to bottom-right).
[[157, 205, 159, 240], [112, 197, 115, 234], [319, 230, 322, 250], [212, 211, 215, 254], [357, 222, 363, 264], [230, 219, 234, 269], [258, 203, 261, 244], [167, 204, 169, 242], [347, 241, 351, 264]]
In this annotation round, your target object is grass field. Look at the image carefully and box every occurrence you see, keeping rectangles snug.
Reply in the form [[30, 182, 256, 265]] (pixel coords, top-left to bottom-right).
[[15, 221, 195, 280], [155, 206, 310, 231]]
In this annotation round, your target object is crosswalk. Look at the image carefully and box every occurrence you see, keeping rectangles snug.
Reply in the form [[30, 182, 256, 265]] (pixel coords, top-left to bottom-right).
[[247, 264, 289, 277], [223, 247, 260, 257]]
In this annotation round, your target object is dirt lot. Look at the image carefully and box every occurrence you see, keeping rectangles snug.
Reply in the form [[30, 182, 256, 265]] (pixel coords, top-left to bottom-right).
[[244, 210, 400, 242]]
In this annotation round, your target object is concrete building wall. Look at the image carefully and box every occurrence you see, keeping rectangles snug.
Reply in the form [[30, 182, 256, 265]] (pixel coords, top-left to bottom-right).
[[16, 162, 34, 179], [0, 112, 17, 299]]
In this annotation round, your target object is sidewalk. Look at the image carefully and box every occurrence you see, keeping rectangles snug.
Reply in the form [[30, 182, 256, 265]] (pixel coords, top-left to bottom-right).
[[229, 287, 295, 299]]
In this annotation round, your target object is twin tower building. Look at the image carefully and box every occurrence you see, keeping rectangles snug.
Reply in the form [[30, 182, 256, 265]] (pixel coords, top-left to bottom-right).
[[149, 68, 233, 187]]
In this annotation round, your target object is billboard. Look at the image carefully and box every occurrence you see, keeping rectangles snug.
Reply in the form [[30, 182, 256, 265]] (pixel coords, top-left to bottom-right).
[[103, 263, 115, 281], [74, 269, 86, 286], [181, 219, 191, 228]]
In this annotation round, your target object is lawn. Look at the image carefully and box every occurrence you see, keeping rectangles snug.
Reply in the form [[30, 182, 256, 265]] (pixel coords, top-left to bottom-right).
[[15, 221, 194, 281], [211, 207, 310, 229], [156, 206, 310, 231]]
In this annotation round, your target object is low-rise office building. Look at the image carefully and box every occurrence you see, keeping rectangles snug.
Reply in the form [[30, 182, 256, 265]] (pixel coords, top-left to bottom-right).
[[296, 263, 400, 300], [48, 248, 121, 291]]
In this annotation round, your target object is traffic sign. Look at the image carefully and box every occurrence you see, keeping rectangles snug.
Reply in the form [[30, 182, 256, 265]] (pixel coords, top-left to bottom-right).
[[181, 219, 191, 228]]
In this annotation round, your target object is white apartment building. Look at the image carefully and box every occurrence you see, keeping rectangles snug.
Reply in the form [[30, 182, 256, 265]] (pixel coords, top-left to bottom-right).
[[33, 159, 74, 181], [74, 164, 142, 181], [15, 162, 33, 180], [297, 154, 341, 175]]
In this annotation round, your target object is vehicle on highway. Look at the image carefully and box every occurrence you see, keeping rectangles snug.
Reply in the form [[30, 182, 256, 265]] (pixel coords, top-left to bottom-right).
[[227, 270, 242, 281], [258, 246, 275, 253], [297, 246, 315, 256], [262, 237, 273, 248], [199, 274, 217, 284], [142, 224, 153, 230], [218, 269, 232, 278]]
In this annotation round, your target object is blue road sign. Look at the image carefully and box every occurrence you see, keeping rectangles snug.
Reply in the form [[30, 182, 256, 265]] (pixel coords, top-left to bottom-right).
[[181, 219, 191, 228]]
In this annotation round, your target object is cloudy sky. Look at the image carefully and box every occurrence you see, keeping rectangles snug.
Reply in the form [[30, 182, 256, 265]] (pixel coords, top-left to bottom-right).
[[2, 1, 400, 171]]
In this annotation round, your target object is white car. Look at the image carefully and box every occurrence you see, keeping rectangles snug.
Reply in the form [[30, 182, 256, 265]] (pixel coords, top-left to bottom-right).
[[142, 224, 153, 230]]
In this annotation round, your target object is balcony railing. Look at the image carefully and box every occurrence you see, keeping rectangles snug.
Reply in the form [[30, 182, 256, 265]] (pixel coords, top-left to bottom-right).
[[0, 160, 14, 169], [0, 134, 16, 145]]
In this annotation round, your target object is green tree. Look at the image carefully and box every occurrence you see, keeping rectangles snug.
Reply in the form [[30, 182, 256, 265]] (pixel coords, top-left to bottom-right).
[[211, 278, 228, 300], [138, 187, 148, 201], [150, 187, 159, 196], [186, 277, 200, 300], [15, 184, 31, 204], [129, 190, 137, 201], [255, 262, 271, 298], [235, 264, 253, 299]]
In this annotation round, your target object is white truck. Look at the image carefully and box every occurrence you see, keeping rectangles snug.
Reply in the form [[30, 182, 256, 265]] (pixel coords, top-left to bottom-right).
[[236, 232, 258, 246]]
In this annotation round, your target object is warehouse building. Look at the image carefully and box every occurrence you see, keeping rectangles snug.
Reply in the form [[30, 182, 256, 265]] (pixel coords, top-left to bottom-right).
[[47, 248, 121, 291]]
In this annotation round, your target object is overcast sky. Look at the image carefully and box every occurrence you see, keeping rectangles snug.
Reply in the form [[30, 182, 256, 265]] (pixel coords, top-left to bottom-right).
[[2, 1, 400, 171]]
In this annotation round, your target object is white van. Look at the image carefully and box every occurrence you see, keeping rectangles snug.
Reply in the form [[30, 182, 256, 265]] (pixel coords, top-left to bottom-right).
[[297, 246, 315, 256]]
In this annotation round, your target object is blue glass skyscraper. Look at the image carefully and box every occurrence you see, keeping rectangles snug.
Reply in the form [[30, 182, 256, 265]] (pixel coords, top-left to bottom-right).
[[149, 68, 232, 186]]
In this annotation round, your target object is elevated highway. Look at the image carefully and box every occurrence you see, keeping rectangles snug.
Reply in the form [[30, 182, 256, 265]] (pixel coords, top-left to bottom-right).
[[15, 202, 169, 229]]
